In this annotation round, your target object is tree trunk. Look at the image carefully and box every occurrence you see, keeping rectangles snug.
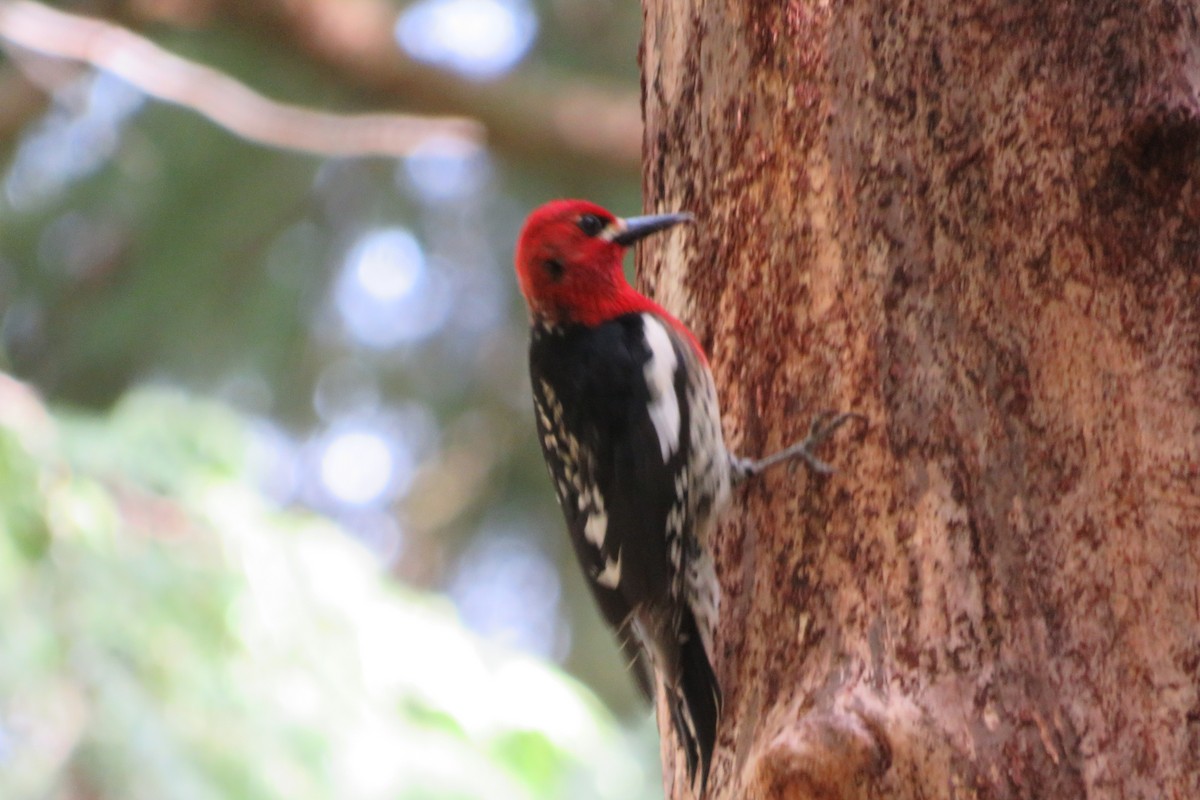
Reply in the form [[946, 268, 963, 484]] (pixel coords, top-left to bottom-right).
[[638, 2, 1200, 799]]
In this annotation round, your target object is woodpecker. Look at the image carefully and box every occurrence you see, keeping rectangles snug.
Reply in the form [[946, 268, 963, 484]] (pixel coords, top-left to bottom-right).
[[514, 199, 851, 796]]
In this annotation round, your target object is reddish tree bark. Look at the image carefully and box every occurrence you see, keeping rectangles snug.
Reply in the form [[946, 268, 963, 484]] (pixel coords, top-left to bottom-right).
[[639, 2, 1200, 798]]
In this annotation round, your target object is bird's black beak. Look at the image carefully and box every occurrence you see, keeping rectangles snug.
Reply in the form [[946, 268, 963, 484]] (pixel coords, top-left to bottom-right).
[[610, 212, 694, 246]]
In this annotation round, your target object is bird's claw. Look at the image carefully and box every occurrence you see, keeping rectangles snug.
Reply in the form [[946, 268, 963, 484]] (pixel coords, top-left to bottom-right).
[[739, 410, 864, 480], [806, 410, 861, 448], [793, 411, 862, 474]]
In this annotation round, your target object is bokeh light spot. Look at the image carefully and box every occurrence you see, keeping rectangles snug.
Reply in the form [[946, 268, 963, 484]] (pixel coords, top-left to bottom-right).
[[3, 72, 144, 211], [450, 530, 564, 660], [396, 0, 538, 80], [352, 229, 422, 301], [319, 429, 396, 506], [334, 227, 451, 348], [401, 136, 491, 203]]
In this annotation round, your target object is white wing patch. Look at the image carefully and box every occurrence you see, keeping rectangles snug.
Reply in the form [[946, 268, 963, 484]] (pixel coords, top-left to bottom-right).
[[595, 549, 621, 589], [641, 314, 682, 462], [584, 508, 607, 548]]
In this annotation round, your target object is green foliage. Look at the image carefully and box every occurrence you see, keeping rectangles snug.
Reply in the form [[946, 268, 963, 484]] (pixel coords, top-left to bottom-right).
[[0, 381, 657, 799], [0, 0, 649, 742]]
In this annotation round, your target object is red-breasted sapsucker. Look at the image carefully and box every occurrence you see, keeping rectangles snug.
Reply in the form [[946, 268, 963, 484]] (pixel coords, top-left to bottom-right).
[[514, 199, 850, 796]]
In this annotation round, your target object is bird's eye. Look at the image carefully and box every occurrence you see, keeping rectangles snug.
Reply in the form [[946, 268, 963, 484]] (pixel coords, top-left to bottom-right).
[[577, 214, 606, 237], [544, 259, 565, 281]]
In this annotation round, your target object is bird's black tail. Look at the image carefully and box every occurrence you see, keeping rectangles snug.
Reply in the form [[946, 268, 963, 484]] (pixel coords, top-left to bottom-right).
[[668, 608, 721, 798]]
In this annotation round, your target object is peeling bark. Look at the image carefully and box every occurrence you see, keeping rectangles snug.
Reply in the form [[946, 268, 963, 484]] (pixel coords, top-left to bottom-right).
[[639, 2, 1200, 798]]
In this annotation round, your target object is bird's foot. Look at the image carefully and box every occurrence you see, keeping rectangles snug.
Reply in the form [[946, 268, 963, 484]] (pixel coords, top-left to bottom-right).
[[733, 411, 862, 482]]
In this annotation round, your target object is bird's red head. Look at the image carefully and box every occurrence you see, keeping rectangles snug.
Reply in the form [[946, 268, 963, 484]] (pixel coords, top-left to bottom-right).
[[514, 199, 692, 327]]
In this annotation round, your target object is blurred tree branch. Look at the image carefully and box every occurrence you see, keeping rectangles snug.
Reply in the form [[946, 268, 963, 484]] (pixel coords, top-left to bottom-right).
[[0, 0, 484, 158], [0, 0, 642, 175], [124, 0, 642, 176]]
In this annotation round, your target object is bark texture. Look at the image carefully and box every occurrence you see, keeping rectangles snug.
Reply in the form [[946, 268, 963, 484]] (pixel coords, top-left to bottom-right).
[[638, 2, 1200, 799]]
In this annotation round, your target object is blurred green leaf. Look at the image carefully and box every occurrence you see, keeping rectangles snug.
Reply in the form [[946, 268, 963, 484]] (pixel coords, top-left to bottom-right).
[[0, 380, 657, 800], [0, 0, 651, 763], [0, 429, 50, 560]]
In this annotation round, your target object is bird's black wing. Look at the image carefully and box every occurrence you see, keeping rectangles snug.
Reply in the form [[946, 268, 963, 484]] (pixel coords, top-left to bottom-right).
[[529, 313, 691, 692], [530, 312, 719, 791]]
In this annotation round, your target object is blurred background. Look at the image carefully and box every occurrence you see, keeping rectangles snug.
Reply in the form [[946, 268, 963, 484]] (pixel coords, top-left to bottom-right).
[[0, 0, 656, 797]]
